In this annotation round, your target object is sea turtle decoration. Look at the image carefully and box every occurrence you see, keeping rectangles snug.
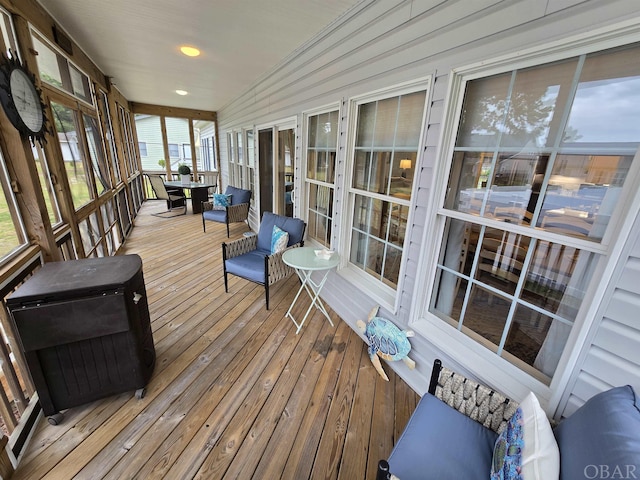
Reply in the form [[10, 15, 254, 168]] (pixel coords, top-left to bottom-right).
[[357, 306, 416, 381]]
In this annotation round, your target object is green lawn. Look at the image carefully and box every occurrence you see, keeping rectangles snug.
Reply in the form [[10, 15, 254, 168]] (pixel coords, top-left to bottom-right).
[[0, 161, 92, 260]]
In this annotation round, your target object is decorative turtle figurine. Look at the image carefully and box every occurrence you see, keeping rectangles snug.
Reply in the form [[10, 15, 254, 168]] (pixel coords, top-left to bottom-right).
[[356, 306, 416, 381]]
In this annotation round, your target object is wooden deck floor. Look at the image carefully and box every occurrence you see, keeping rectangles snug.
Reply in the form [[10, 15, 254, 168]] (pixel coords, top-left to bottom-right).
[[12, 200, 420, 480]]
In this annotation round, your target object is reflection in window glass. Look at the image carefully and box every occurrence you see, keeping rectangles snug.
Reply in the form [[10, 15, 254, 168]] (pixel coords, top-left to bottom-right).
[[32, 34, 64, 87], [70, 64, 91, 102], [0, 8, 18, 57], [32, 31, 93, 106], [349, 90, 426, 289], [99, 91, 121, 183], [447, 43, 640, 243], [32, 143, 61, 226], [433, 42, 640, 381], [306, 110, 338, 247], [246, 130, 255, 199], [432, 218, 598, 379], [565, 45, 640, 144], [0, 151, 27, 260], [351, 194, 406, 288], [79, 213, 103, 257], [83, 114, 110, 195], [51, 102, 92, 209]]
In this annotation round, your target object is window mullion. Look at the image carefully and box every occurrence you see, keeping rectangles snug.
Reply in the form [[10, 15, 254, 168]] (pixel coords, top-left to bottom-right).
[[532, 55, 587, 226], [496, 236, 538, 354]]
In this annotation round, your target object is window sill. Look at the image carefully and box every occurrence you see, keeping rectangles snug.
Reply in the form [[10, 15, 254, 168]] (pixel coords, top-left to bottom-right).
[[337, 264, 397, 314], [412, 313, 554, 411]]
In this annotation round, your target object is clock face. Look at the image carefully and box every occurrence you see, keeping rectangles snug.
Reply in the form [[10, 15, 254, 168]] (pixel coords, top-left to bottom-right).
[[9, 68, 44, 133]]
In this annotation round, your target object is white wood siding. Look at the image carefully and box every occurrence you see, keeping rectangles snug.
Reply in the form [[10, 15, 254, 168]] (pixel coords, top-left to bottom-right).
[[557, 211, 640, 418], [217, 0, 640, 395]]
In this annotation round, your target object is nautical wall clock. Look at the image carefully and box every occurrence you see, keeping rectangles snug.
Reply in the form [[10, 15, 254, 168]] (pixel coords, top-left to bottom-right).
[[0, 52, 48, 146]]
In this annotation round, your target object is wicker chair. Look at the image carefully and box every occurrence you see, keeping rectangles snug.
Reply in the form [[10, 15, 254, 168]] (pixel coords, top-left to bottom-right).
[[222, 212, 306, 309], [377, 359, 518, 480], [146, 174, 186, 217], [202, 185, 251, 237]]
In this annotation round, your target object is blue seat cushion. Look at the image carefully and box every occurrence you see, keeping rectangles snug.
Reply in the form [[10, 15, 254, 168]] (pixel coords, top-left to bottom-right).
[[225, 186, 251, 206], [554, 385, 640, 480], [257, 212, 305, 252], [203, 209, 227, 223], [388, 393, 498, 480], [225, 248, 271, 284]]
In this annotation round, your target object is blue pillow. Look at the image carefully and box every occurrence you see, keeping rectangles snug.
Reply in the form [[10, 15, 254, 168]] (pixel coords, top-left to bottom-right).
[[554, 386, 640, 480], [271, 225, 289, 254], [213, 193, 231, 208]]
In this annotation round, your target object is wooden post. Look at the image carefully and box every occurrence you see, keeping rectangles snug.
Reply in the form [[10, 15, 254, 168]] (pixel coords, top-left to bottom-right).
[[0, 435, 14, 479]]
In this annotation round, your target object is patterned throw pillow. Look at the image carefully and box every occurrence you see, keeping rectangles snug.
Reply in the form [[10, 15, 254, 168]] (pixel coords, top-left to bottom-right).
[[213, 193, 231, 209], [491, 407, 524, 479], [271, 225, 289, 254], [491, 392, 559, 480]]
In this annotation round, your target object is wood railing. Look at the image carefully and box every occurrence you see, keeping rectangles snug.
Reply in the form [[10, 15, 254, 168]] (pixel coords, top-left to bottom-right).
[[0, 249, 42, 434]]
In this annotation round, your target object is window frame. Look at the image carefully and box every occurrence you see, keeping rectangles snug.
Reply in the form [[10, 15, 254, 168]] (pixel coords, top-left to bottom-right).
[[412, 23, 640, 405], [302, 103, 341, 249], [242, 127, 255, 203], [338, 80, 430, 313]]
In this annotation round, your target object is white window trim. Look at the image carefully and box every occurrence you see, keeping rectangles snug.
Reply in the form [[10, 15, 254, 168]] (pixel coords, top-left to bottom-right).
[[242, 127, 255, 203], [410, 19, 640, 413], [301, 102, 342, 250], [338, 78, 431, 314]]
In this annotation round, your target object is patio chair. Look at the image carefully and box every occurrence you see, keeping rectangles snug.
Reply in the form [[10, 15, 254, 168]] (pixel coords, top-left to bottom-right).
[[202, 185, 252, 237], [222, 212, 306, 309], [147, 174, 187, 217], [199, 172, 219, 199]]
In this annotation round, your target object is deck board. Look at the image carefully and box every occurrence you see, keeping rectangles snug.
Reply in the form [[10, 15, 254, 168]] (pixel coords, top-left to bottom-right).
[[12, 200, 420, 480]]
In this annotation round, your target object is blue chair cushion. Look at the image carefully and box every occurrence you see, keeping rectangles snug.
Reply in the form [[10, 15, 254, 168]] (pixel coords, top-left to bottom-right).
[[554, 385, 640, 480], [388, 393, 498, 480], [225, 186, 251, 206], [203, 209, 227, 223], [224, 248, 271, 284], [257, 212, 305, 252]]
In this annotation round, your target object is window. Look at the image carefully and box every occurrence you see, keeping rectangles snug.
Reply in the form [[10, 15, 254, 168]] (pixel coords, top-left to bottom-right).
[[0, 149, 27, 261], [346, 88, 426, 305], [119, 105, 138, 177], [31, 31, 93, 106], [98, 90, 121, 183], [168, 143, 179, 158], [32, 142, 61, 227], [138, 142, 148, 157], [51, 101, 93, 209], [305, 108, 339, 247], [245, 129, 255, 202], [83, 114, 110, 195], [227, 132, 236, 185], [234, 131, 244, 187], [0, 7, 18, 56], [196, 121, 217, 171], [182, 144, 192, 160], [429, 42, 640, 383]]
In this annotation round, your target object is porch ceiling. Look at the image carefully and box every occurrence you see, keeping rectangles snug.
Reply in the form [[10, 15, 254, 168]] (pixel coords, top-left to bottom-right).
[[35, 0, 365, 111]]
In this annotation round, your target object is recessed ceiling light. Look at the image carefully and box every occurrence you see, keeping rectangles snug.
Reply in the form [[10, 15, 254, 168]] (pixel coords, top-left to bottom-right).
[[180, 46, 200, 57], [175, 90, 188, 96]]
